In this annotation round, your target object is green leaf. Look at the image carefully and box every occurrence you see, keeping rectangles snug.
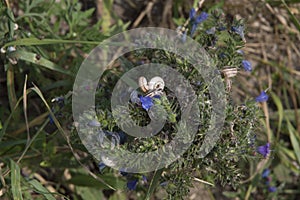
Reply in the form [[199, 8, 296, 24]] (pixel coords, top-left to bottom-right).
[[7, 50, 74, 77], [270, 92, 283, 137], [287, 120, 300, 165], [145, 169, 164, 200], [108, 192, 127, 200], [2, 38, 100, 48], [76, 186, 105, 200], [67, 173, 126, 190], [27, 179, 56, 200], [10, 159, 23, 200], [281, 0, 300, 31]]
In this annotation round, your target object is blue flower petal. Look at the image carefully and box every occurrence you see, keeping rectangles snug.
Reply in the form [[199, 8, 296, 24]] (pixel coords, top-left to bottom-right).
[[257, 143, 270, 158], [127, 179, 138, 190], [190, 23, 198, 36], [231, 25, 245, 40], [242, 60, 252, 71], [140, 96, 154, 111], [262, 168, 270, 178], [255, 91, 269, 102], [195, 12, 209, 24], [268, 186, 277, 192], [189, 8, 196, 20]]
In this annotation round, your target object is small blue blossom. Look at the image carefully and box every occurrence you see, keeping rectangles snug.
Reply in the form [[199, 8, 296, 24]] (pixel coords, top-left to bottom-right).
[[127, 179, 138, 190], [195, 12, 209, 24], [268, 186, 277, 192], [140, 96, 154, 111], [189, 8, 209, 36], [257, 143, 270, 158], [231, 25, 245, 41], [189, 8, 196, 20], [255, 91, 269, 102], [242, 60, 252, 71], [262, 168, 270, 178]]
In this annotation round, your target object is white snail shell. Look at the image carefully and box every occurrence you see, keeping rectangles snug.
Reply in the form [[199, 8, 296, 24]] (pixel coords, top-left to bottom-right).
[[138, 76, 149, 92], [148, 76, 165, 91]]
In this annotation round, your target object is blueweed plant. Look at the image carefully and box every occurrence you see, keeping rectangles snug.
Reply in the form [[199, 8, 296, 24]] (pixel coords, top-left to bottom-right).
[[85, 2, 271, 199]]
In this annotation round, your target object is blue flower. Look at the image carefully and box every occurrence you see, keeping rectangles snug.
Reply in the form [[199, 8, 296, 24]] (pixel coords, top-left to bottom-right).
[[257, 143, 270, 158], [127, 179, 138, 190], [242, 60, 252, 71], [140, 96, 154, 111], [268, 186, 277, 192], [231, 25, 245, 41], [189, 8, 208, 36], [189, 8, 197, 20], [255, 91, 269, 102], [262, 169, 270, 178]]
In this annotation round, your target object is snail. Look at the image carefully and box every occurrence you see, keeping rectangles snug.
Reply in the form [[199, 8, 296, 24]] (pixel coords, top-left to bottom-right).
[[138, 76, 165, 97]]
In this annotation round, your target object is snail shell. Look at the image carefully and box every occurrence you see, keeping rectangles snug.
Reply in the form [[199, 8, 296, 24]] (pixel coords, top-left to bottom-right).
[[148, 76, 165, 91], [138, 76, 149, 92]]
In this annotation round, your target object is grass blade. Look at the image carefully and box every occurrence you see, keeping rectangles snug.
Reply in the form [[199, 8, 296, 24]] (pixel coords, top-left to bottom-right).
[[145, 169, 163, 200], [10, 159, 23, 200], [8, 50, 75, 77], [27, 179, 56, 200], [286, 120, 300, 165], [270, 92, 283, 138]]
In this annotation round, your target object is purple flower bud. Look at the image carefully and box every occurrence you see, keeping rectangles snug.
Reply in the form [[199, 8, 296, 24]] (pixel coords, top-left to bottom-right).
[[127, 179, 138, 190], [257, 143, 270, 158], [268, 186, 277, 192], [255, 91, 269, 102], [195, 12, 209, 24], [242, 60, 252, 71], [262, 168, 270, 178], [231, 25, 245, 40]]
